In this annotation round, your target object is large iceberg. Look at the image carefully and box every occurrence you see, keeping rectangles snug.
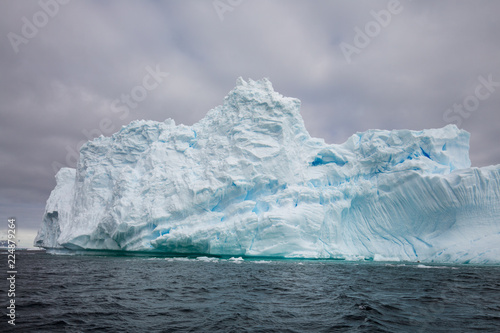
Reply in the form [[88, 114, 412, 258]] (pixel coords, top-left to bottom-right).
[[35, 78, 500, 263]]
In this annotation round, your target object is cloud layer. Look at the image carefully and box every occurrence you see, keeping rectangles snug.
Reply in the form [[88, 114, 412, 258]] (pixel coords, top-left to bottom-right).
[[1, 0, 499, 232]]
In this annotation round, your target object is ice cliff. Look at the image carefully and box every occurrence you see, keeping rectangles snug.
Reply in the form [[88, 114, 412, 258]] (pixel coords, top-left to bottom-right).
[[35, 78, 500, 263]]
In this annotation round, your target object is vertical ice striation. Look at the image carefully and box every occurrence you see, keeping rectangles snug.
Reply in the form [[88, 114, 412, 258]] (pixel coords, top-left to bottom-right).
[[35, 78, 500, 263]]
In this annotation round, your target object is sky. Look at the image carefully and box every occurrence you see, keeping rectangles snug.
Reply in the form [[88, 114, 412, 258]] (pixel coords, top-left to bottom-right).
[[1, 0, 499, 245]]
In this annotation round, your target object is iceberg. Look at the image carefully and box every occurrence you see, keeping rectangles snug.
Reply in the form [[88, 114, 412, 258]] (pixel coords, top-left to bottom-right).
[[35, 78, 500, 263]]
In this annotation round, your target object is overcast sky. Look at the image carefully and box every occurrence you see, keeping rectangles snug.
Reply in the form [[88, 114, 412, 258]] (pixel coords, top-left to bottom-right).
[[1, 0, 500, 241]]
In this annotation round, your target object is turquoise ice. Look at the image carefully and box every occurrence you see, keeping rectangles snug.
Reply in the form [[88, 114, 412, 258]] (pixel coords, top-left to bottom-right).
[[35, 78, 500, 263]]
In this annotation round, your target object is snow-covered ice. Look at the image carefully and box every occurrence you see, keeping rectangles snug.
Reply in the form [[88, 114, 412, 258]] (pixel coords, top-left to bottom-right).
[[35, 78, 500, 263]]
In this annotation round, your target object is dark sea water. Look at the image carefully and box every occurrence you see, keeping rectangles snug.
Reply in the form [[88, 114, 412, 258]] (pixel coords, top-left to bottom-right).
[[1, 250, 500, 332]]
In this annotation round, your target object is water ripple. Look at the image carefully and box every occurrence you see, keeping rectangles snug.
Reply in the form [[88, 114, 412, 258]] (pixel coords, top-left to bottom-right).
[[3, 251, 500, 332]]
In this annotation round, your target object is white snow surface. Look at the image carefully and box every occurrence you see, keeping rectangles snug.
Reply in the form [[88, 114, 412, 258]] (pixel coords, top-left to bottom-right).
[[35, 78, 500, 263]]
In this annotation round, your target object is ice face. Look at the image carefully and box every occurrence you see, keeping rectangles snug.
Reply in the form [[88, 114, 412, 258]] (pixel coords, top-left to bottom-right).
[[35, 78, 500, 263]]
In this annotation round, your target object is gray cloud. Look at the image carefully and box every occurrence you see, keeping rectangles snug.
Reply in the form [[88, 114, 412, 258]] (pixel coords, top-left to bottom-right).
[[1, 0, 499, 233]]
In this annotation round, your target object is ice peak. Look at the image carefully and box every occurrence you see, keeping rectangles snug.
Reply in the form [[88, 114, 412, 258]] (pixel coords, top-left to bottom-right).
[[223, 77, 300, 117], [235, 77, 273, 90]]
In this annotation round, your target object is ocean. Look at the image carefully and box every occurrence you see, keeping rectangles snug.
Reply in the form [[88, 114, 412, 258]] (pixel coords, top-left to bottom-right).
[[1, 250, 500, 332]]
